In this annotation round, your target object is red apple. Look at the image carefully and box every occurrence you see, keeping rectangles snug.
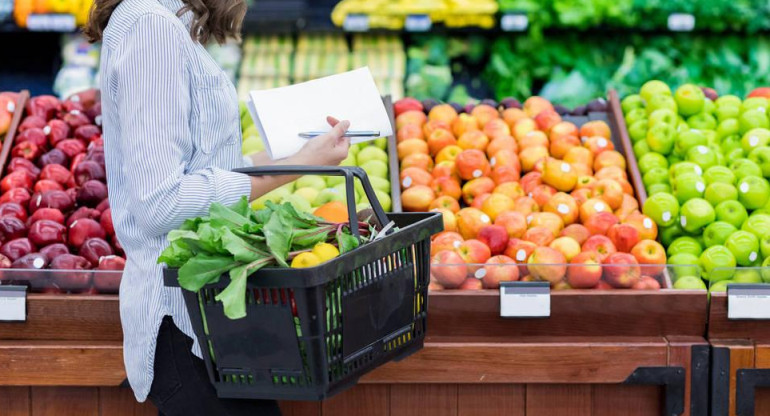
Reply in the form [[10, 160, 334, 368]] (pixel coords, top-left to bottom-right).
[[606, 223, 641, 253], [583, 211, 619, 236], [477, 225, 509, 255], [431, 231, 464, 256], [431, 250, 468, 289], [480, 255, 519, 288], [560, 224, 590, 245], [458, 278, 483, 290], [603, 252, 641, 288], [632, 275, 662, 290], [566, 251, 603, 289], [581, 235, 617, 262], [630, 240, 666, 277], [455, 239, 492, 273], [527, 246, 567, 284]]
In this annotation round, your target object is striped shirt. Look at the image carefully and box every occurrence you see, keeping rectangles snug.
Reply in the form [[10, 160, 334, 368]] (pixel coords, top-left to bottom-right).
[[99, 0, 252, 401]]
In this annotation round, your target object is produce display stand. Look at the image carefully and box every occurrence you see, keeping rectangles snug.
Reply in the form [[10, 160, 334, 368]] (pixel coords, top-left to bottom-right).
[[709, 290, 770, 416], [279, 92, 711, 415]]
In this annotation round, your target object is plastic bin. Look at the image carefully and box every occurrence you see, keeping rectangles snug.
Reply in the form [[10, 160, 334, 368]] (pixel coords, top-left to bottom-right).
[[163, 166, 443, 400]]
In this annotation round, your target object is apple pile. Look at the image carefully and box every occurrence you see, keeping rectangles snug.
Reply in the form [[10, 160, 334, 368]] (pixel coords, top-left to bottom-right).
[[623, 81, 770, 290], [0, 92, 125, 293], [392, 97, 664, 291]]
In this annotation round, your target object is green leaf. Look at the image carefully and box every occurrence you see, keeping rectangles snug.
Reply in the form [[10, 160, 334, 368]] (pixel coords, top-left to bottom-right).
[[157, 240, 194, 267], [252, 207, 273, 224], [209, 202, 251, 229], [215, 257, 272, 319], [264, 212, 291, 267], [230, 196, 251, 218], [292, 228, 330, 249], [220, 228, 270, 263], [337, 232, 359, 254], [195, 223, 228, 254], [178, 253, 237, 291], [180, 217, 203, 231]]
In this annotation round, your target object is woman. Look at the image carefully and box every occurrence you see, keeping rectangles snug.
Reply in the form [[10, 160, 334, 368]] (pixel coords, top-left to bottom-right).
[[84, 0, 350, 414]]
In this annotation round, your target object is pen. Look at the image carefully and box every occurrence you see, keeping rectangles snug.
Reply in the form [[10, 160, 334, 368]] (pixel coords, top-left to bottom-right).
[[299, 130, 381, 138]]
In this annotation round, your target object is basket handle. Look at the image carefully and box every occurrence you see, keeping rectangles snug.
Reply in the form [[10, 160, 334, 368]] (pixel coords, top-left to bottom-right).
[[232, 165, 390, 239]]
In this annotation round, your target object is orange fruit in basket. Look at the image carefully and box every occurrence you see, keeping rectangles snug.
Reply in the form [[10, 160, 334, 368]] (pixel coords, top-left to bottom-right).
[[313, 201, 349, 223]]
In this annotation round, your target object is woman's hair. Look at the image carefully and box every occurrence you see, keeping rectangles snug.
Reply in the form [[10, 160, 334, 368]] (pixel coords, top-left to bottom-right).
[[83, 0, 247, 44]]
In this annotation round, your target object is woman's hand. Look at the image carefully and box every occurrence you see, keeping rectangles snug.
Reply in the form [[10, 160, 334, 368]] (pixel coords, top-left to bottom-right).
[[292, 116, 351, 166]]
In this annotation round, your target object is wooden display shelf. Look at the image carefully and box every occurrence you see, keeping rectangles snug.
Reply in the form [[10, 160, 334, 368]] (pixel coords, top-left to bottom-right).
[[708, 293, 770, 416]]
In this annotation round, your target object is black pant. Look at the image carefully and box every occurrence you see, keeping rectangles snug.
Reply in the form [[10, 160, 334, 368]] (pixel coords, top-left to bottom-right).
[[148, 316, 281, 416]]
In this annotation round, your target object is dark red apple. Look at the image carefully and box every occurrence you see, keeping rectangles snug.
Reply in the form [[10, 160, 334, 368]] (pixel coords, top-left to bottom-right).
[[26, 96, 61, 120], [50, 254, 92, 291], [14, 128, 48, 148], [0, 217, 27, 242], [69, 153, 86, 174], [1, 238, 36, 261], [33, 179, 64, 193], [72, 160, 105, 185], [98, 255, 125, 270], [0, 202, 27, 222], [40, 164, 72, 186], [74, 124, 100, 141], [61, 100, 84, 113], [0, 170, 35, 192], [28, 219, 67, 246], [85, 145, 104, 167], [11, 142, 41, 161], [95, 198, 109, 212], [46, 119, 70, 147], [40, 243, 69, 261], [8, 158, 40, 178], [12, 253, 47, 269], [112, 237, 124, 256], [68, 218, 105, 248], [77, 180, 108, 207], [0, 188, 31, 206], [37, 149, 69, 168], [66, 207, 100, 227], [18, 116, 46, 132], [61, 111, 91, 128], [28, 208, 65, 225], [79, 237, 112, 267], [55, 138, 86, 159], [100, 208, 114, 236], [29, 190, 74, 214]]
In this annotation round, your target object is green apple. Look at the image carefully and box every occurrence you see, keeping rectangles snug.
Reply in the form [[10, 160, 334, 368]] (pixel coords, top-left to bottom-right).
[[739, 109, 770, 134], [741, 97, 769, 113], [674, 129, 707, 156], [368, 176, 391, 193], [647, 183, 672, 196], [703, 98, 716, 115], [716, 95, 742, 108], [638, 152, 669, 175], [673, 275, 708, 290], [326, 176, 344, 187], [748, 146, 770, 177], [633, 140, 651, 157], [715, 200, 749, 229], [670, 161, 702, 178], [716, 119, 741, 140], [374, 137, 388, 150], [741, 213, 770, 239], [700, 245, 737, 282], [646, 123, 676, 154], [731, 158, 763, 180], [715, 105, 741, 123], [687, 113, 717, 131], [668, 236, 703, 257], [241, 136, 264, 155], [625, 108, 648, 126], [294, 187, 320, 205], [314, 187, 346, 206], [622, 94, 645, 114], [356, 202, 371, 212], [674, 84, 705, 116], [659, 223, 685, 247], [373, 189, 392, 211], [668, 253, 702, 280], [725, 148, 745, 165], [643, 167, 670, 188], [243, 124, 258, 139], [672, 172, 705, 204], [721, 134, 743, 154], [296, 175, 328, 191], [668, 154, 684, 166], [686, 145, 718, 170], [643, 192, 680, 227], [733, 269, 762, 284], [281, 194, 312, 213], [360, 160, 389, 179], [640, 80, 671, 102], [647, 94, 678, 115], [703, 166, 736, 185], [628, 120, 649, 143], [339, 154, 357, 167], [741, 128, 770, 154], [760, 234, 770, 259], [705, 182, 738, 207], [679, 198, 715, 233], [331, 183, 361, 203], [648, 108, 678, 126], [709, 280, 732, 293], [251, 187, 291, 210], [725, 231, 761, 266], [762, 257, 770, 283], [703, 221, 738, 247], [356, 146, 388, 165], [737, 175, 770, 209]]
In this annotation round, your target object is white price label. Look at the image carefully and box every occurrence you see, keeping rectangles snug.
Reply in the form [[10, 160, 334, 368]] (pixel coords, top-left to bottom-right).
[[668, 13, 695, 32], [501, 13, 529, 32], [500, 282, 550, 318], [0, 286, 26, 322], [728, 284, 770, 320], [343, 14, 370, 32], [26, 14, 76, 32], [405, 14, 432, 32]]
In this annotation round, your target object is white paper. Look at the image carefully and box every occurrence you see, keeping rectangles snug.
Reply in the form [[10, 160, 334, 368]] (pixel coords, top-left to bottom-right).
[[247, 67, 393, 160]]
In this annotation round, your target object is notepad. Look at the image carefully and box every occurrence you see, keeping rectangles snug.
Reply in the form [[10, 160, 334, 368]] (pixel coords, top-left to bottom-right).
[[246, 67, 394, 160]]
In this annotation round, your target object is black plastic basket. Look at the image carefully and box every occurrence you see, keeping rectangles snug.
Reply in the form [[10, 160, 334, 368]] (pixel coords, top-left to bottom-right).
[[164, 166, 443, 401]]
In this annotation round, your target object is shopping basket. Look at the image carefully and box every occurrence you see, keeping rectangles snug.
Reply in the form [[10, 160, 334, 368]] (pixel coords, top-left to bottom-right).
[[164, 166, 443, 400]]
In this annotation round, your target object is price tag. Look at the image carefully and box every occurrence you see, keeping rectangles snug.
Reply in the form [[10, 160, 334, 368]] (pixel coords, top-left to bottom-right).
[[728, 284, 770, 320], [667, 13, 695, 32], [500, 281, 550, 318], [343, 14, 370, 32], [26, 14, 76, 32], [405, 14, 432, 32], [0, 286, 26, 322], [501, 13, 529, 32]]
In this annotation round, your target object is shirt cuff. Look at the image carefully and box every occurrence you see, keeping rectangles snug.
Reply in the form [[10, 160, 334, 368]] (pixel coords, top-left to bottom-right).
[[212, 168, 252, 206]]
